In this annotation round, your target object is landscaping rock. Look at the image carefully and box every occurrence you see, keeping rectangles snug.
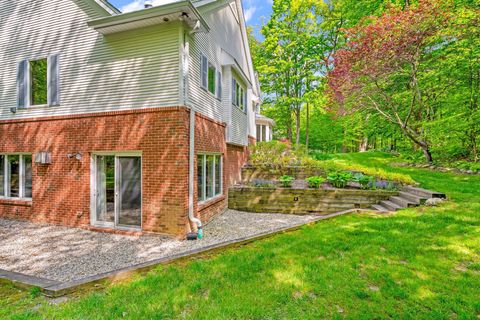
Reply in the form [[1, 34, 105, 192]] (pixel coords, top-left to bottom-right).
[[425, 198, 444, 206]]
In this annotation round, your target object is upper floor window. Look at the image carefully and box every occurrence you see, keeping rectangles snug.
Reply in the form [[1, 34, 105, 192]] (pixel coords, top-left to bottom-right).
[[0, 154, 32, 199], [200, 53, 221, 99], [17, 54, 60, 109], [232, 77, 247, 112], [30, 59, 48, 106]]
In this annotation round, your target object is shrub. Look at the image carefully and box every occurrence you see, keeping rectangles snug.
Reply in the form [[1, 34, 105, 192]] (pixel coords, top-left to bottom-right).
[[279, 175, 294, 188], [250, 179, 276, 188], [327, 171, 353, 188], [306, 176, 326, 189], [353, 173, 373, 189]]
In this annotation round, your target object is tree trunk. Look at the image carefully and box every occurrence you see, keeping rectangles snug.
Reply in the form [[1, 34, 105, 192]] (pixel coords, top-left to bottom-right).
[[295, 109, 301, 146], [422, 146, 433, 163], [359, 137, 368, 152], [305, 102, 310, 150]]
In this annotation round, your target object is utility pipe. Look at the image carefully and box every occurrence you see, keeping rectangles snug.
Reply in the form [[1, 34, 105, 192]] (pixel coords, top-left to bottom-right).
[[188, 107, 203, 239]]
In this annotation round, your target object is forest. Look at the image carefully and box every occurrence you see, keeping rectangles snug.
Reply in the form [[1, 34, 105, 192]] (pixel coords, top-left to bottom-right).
[[250, 0, 480, 167]]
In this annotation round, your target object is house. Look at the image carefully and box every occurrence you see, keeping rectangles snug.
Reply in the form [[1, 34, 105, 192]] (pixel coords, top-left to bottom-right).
[[255, 113, 274, 142], [0, 0, 260, 236]]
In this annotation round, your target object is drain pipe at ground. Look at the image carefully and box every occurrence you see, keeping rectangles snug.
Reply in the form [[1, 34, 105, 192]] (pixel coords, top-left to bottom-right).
[[188, 107, 203, 239]]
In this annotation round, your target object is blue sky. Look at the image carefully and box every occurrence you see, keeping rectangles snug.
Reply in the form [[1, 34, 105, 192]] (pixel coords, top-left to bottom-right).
[[108, 0, 272, 34]]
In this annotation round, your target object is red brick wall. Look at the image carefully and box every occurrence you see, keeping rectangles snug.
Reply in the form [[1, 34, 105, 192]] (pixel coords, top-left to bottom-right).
[[193, 114, 227, 226], [0, 107, 190, 235], [0, 108, 250, 236]]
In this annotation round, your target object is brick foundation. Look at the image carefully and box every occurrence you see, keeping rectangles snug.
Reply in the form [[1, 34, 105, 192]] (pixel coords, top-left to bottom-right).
[[0, 107, 250, 236]]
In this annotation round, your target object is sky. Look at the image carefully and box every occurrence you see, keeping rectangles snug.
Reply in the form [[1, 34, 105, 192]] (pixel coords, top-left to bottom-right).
[[108, 0, 272, 34]]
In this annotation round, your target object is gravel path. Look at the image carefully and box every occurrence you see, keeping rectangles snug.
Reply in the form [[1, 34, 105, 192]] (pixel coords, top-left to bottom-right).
[[0, 210, 318, 283]]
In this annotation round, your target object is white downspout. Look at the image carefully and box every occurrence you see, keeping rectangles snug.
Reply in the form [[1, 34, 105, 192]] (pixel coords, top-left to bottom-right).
[[183, 34, 203, 238], [189, 107, 203, 237]]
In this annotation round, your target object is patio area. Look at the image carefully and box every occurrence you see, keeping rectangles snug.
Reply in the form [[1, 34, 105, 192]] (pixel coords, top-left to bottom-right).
[[0, 210, 326, 291]]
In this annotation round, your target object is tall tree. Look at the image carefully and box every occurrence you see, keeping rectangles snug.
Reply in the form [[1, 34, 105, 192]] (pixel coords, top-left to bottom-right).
[[328, 0, 453, 162]]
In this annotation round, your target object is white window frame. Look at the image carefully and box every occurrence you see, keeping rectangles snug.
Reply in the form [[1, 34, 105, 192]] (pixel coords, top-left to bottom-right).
[[0, 154, 32, 200], [232, 76, 247, 113], [197, 153, 223, 204], [200, 53, 221, 99]]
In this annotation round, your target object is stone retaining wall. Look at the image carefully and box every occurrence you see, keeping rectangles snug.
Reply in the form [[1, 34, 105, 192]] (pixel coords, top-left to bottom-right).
[[228, 187, 398, 215]]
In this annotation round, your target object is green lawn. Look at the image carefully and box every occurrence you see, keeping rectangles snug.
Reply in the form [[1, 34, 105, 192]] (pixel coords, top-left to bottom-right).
[[3, 152, 480, 319]]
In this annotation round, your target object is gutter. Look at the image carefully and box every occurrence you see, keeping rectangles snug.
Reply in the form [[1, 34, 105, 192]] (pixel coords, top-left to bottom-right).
[[87, 0, 210, 33]]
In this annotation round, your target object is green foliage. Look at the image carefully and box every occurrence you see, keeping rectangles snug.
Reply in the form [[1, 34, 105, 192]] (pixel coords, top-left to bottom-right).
[[352, 173, 374, 189], [305, 176, 326, 189], [327, 171, 353, 188], [5, 153, 480, 319], [278, 175, 294, 188], [250, 179, 276, 188]]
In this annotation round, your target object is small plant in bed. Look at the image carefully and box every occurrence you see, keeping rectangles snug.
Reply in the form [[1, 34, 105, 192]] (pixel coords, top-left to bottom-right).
[[353, 173, 374, 190], [306, 176, 325, 189], [372, 180, 399, 191], [327, 171, 353, 188], [250, 179, 276, 188], [279, 175, 294, 188]]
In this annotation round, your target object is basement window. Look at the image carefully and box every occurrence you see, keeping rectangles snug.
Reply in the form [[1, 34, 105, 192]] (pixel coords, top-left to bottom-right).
[[0, 154, 32, 199], [197, 154, 222, 202]]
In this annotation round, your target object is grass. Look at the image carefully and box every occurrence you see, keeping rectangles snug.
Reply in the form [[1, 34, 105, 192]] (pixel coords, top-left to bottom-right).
[[3, 152, 480, 319]]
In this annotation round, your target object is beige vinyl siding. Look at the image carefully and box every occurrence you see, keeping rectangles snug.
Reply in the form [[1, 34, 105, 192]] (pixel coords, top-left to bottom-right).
[[189, 1, 251, 145], [0, 0, 181, 120]]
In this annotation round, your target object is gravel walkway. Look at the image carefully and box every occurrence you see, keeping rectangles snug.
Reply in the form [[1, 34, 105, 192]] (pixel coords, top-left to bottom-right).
[[0, 210, 318, 283]]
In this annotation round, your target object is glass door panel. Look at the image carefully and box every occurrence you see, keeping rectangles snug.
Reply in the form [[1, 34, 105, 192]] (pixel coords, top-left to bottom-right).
[[117, 157, 142, 227], [95, 155, 115, 225]]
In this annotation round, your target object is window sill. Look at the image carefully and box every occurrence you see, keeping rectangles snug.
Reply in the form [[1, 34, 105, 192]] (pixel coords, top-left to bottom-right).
[[0, 198, 33, 207], [198, 194, 226, 210]]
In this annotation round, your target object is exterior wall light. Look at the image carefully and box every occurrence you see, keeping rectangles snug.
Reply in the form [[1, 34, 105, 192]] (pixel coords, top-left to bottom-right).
[[67, 153, 83, 161]]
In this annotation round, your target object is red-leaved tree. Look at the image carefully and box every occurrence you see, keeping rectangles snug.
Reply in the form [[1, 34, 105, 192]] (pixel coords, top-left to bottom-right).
[[328, 0, 452, 162]]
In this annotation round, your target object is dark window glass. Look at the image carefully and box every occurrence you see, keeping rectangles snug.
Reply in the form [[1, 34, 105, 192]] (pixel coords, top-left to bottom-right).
[[215, 155, 221, 196], [208, 64, 216, 94], [206, 155, 214, 198], [197, 155, 204, 201], [24, 155, 32, 198], [8, 155, 20, 198], [256, 125, 261, 141], [0, 155, 4, 196], [30, 59, 48, 105], [262, 125, 267, 142]]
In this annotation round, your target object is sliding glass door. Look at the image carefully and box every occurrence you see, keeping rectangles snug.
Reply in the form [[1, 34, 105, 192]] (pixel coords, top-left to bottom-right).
[[93, 154, 142, 229]]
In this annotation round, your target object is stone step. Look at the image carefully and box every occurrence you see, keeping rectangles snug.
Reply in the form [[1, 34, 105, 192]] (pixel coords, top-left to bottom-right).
[[403, 186, 446, 199], [372, 204, 390, 212], [390, 196, 417, 208], [398, 191, 426, 204], [379, 200, 402, 211]]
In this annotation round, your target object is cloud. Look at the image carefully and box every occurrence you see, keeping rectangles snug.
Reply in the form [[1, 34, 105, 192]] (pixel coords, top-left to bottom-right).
[[121, 0, 177, 13], [244, 6, 257, 22]]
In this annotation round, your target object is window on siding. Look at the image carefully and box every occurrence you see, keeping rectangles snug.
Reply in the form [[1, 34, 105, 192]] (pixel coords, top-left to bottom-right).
[[17, 55, 60, 108], [30, 59, 48, 106], [0, 154, 32, 199], [208, 63, 216, 95], [197, 154, 222, 202], [232, 77, 247, 112], [200, 53, 221, 99]]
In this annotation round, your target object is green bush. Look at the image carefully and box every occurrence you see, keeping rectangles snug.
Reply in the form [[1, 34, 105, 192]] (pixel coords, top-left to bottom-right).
[[327, 171, 353, 188], [279, 175, 294, 188], [353, 173, 373, 189], [250, 179, 276, 188], [305, 176, 326, 189]]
